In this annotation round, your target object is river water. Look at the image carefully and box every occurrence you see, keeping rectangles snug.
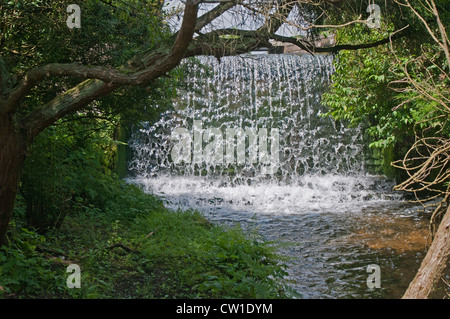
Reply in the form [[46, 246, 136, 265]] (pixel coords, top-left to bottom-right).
[[127, 54, 433, 298]]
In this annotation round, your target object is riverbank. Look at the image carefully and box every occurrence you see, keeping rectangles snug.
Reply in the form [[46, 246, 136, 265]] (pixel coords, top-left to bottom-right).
[[0, 182, 290, 299]]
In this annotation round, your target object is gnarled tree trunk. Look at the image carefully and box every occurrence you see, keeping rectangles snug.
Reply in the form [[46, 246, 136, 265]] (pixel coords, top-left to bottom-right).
[[0, 113, 28, 245], [402, 205, 450, 298]]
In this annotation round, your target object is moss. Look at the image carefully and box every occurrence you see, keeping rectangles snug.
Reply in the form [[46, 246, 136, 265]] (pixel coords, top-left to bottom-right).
[[382, 144, 396, 179]]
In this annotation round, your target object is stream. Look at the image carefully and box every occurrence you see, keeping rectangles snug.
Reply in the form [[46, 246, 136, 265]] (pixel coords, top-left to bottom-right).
[[127, 54, 434, 298]]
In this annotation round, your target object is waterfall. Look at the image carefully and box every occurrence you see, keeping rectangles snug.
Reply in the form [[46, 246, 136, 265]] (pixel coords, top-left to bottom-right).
[[128, 53, 402, 215], [127, 53, 427, 299]]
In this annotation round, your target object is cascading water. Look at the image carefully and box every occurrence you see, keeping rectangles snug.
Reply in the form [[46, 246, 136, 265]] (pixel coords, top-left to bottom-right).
[[127, 54, 429, 298], [129, 54, 402, 214]]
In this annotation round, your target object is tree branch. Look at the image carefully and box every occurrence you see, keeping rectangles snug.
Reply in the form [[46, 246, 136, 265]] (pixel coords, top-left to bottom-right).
[[257, 0, 295, 35], [195, 0, 240, 32], [21, 0, 200, 139], [271, 25, 409, 53], [185, 23, 409, 58]]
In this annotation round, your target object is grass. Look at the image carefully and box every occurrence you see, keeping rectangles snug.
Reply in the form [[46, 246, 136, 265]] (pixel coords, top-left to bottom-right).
[[0, 182, 292, 299]]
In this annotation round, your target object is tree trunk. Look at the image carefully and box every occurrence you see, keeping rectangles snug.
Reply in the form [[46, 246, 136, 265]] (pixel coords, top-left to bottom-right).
[[402, 204, 450, 298], [0, 113, 28, 245]]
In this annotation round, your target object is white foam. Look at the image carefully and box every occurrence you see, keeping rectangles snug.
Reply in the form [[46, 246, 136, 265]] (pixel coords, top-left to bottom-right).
[[127, 54, 403, 216], [129, 174, 403, 215]]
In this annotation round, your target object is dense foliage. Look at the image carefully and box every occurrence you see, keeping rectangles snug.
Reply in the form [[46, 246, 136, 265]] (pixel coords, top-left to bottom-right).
[[321, 1, 449, 190], [321, 24, 407, 149], [1, 181, 290, 298], [1, 0, 180, 230], [0, 0, 291, 299], [1, 0, 177, 121]]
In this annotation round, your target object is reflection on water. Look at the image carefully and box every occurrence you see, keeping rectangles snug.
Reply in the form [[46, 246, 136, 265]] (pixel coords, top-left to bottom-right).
[[254, 206, 429, 299], [130, 175, 435, 299]]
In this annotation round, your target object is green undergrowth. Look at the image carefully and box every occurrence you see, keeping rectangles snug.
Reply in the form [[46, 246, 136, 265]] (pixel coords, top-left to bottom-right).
[[0, 181, 292, 299]]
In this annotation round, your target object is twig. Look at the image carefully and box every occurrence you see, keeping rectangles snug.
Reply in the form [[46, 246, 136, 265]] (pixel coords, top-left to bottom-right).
[[106, 243, 135, 253]]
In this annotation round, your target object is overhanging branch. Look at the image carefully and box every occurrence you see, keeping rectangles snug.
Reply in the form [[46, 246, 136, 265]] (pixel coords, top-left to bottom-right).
[[185, 24, 410, 58], [195, 0, 241, 32], [2, 0, 199, 120], [18, 0, 200, 138], [271, 26, 409, 53], [257, 0, 295, 35]]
